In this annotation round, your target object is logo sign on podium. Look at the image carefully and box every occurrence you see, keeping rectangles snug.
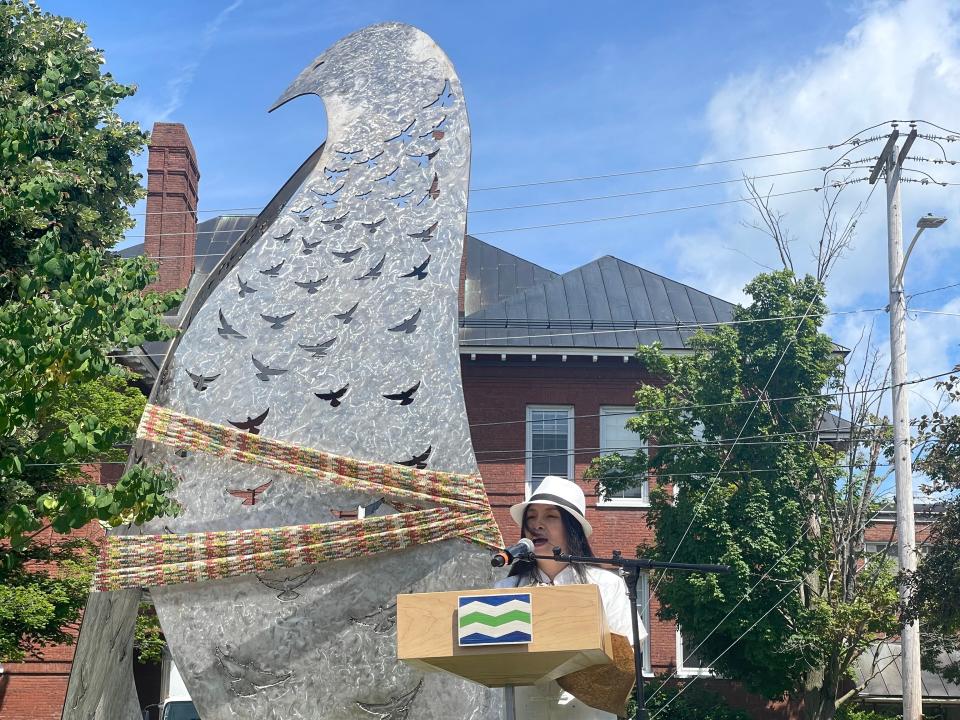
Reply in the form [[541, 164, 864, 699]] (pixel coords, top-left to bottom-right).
[[457, 593, 532, 646]]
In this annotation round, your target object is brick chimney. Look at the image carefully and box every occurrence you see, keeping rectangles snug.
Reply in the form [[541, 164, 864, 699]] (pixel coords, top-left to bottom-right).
[[145, 122, 199, 293]]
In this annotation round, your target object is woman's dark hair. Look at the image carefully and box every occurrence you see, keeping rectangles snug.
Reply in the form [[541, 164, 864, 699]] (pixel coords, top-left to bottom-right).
[[507, 505, 594, 583]]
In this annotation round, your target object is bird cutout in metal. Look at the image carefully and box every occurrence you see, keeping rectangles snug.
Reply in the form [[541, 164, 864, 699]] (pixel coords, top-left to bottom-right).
[[349, 600, 398, 634], [331, 496, 386, 520], [382, 381, 421, 406], [259, 260, 285, 277], [298, 337, 337, 358], [214, 647, 292, 698], [273, 228, 294, 242], [293, 276, 328, 294], [290, 205, 315, 222], [385, 119, 416, 145], [323, 166, 349, 182], [331, 247, 362, 263], [424, 78, 454, 109], [388, 189, 415, 208], [186, 370, 221, 392], [79, 23, 505, 720], [335, 149, 362, 163], [407, 221, 438, 241], [256, 568, 316, 601], [419, 115, 448, 140], [227, 408, 269, 435], [361, 217, 386, 233], [312, 183, 344, 208], [399, 255, 430, 280], [388, 308, 422, 334], [356, 679, 424, 720], [314, 384, 349, 408], [333, 301, 360, 324], [217, 309, 247, 339], [423, 173, 440, 202], [375, 166, 399, 185], [408, 148, 440, 168], [300, 237, 323, 254], [259, 311, 295, 330], [354, 254, 386, 281], [320, 211, 349, 230], [226, 480, 273, 506], [251, 355, 288, 382], [396, 445, 432, 469], [237, 275, 257, 298], [357, 150, 384, 168]]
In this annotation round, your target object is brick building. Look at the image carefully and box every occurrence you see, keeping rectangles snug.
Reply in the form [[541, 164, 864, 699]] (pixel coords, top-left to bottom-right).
[[2, 123, 956, 719]]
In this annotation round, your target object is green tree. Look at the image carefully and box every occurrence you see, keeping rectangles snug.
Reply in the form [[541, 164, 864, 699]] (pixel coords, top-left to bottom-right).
[[0, 0, 181, 661], [910, 374, 960, 683], [588, 270, 901, 720]]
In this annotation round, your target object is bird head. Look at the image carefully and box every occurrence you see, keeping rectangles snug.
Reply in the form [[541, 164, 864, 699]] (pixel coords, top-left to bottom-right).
[[269, 22, 451, 117]]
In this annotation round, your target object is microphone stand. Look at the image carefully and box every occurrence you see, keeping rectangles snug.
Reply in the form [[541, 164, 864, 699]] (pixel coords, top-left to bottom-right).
[[529, 548, 730, 720]]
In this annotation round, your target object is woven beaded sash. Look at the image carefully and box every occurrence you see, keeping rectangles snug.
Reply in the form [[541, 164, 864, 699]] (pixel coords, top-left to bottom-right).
[[93, 404, 502, 591]]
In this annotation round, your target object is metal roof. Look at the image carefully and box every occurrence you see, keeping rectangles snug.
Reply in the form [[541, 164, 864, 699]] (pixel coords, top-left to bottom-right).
[[459, 254, 735, 350], [855, 642, 960, 702], [120, 207, 740, 354], [118, 215, 256, 271], [463, 235, 558, 315]]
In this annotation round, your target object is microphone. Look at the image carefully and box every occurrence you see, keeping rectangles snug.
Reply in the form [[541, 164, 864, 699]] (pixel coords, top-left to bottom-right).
[[491, 538, 535, 567]]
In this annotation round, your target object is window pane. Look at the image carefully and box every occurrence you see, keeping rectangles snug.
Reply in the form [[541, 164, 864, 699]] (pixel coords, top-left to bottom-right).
[[680, 628, 709, 670], [600, 408, 646, 499], [529, 409, 571, 491]]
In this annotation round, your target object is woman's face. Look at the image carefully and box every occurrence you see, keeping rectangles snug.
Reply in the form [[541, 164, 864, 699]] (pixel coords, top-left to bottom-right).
[[522, 504, 569, 555]]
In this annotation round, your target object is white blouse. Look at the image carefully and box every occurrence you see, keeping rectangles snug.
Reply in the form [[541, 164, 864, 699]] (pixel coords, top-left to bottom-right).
[[494, 564, 646, 720]]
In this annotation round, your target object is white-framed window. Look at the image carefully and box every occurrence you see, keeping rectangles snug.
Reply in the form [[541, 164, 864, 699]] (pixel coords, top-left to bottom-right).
[[597, 406, 649, 507], [525, 406, 574, 497], [638, 572, 653, 675], [676, 626, 713, 677], [864, 541, 898, 558], [863, 540, 927, 568]]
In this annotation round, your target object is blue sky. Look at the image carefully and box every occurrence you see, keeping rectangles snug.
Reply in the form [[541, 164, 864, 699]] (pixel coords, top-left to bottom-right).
[[45, 0, 960, 437]]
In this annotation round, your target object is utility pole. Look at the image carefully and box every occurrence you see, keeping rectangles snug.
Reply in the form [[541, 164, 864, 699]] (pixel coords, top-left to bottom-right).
[[871, 123, 921, 720]]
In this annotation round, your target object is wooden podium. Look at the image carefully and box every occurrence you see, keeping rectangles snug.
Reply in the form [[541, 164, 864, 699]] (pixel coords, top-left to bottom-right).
[[396, 584, 615, 687]]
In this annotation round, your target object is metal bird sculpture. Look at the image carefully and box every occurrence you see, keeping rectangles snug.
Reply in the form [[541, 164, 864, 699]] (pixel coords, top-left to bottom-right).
[[65, 23, 503, 720], [256, 568, 316, 601], [186, 369, 221, 392], [356, 680, 424, 720], [214, 647, 292, 698]]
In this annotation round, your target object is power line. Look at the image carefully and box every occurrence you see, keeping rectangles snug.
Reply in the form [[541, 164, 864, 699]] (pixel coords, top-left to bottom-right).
[[126, 164, 830, 220], [470, 143, 861, 192], [909, 309, 960, 319], [646, 496, 903, 716], [460, 307, 884, 344], [465, 368, 958, 429], [466, 182, 866, 236], [641, 177, 881, 610], [908, 281, 960, 300], [120, 180, 864, 243]]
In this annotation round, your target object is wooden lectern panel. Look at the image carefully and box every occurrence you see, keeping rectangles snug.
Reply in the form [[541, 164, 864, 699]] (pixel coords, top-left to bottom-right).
[[397, 585, 614, 687]]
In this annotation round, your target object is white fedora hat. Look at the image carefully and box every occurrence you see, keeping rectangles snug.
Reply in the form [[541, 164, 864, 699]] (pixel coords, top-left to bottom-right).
[[509, 476, 594, 538]]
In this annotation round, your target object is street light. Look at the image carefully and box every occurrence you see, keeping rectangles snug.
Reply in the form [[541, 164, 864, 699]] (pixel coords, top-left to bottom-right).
[[894, 214, 947, 291], [887, 206, 947, 720]]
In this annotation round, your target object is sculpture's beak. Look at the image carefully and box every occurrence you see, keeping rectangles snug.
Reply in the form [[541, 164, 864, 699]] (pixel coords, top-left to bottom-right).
[[269, 56, 326, 113]]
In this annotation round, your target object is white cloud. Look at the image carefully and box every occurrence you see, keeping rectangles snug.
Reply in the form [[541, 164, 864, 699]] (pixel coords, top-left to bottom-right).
[[680, 0, 960, 414], [155, 0, 244, 122]]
